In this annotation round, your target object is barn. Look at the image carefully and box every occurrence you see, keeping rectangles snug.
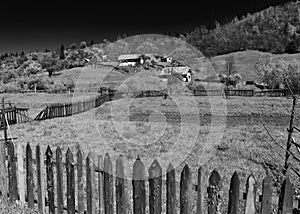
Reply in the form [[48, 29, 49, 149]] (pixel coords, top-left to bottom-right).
[[118, 54, 143, 67]]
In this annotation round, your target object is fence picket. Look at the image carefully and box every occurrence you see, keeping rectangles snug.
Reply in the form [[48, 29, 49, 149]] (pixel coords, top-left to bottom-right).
[[244, 175, 256, 214], [46, 146, 55, 214], [98, 155, 103, 214], [132, 156, 146, 214], [227, 171, 240, 214], [149, 159, 162, 214], [116, 155, 126, 214], [260, 176, 272, 214], [180, 164, 192, 214], [104, 153, 113, 214], [66, 148, 75, 214], [7, 141, 18, 203], [77, 148, 84, 214], [17, 143, 25, 205], [86, 153, 96, 214], [197, 166, 206, 214], [26, 143, 34, 208], [166, 163, 176, 214], [0, 139, 7, 197], [207, 169, 222, 214], [36, 144, 45, 213], [56, 147, 64, 214], [278, 178, 294, 214]]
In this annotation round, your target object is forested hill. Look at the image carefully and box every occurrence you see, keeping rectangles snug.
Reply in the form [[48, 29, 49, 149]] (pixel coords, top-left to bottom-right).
[[186, 1, 300, 57]]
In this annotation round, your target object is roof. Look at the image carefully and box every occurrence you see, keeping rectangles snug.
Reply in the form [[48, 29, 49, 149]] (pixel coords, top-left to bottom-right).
[[118, 54, 141, 61], [170, 66, 191, 74]]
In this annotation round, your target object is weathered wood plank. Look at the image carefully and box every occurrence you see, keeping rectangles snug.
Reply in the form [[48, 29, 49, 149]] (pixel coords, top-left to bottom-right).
[[26, 143, 34, 208], [77, 148, 84, 214], [149, 159, 162, 214], [66, 148, 75, 214], [180, 164, 192, 214], [0, 136, 7, 197], [196, 166, 206, 214], [260, 176, 272, 214], [86, 153, 96, 214], [166, 163, 176, 214], [227, 171, 240, 214], [46, 146, 55, 214], [244, 175, 256, 214], [56, 147, 64, 214], [116, 155, 126, 214], [104, 153, 113, 214], [98, 155, 103, 214], [132, 156, 146, 214], [17, 143, 25, 205], [36, 144, 45, 213], [278, 178, 294, 214], [7, 140, 18, 203], [207, 169, 222, 214]]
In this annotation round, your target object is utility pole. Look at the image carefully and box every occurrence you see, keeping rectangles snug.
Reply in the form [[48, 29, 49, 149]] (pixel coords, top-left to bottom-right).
[[283, 96, 297, 175]]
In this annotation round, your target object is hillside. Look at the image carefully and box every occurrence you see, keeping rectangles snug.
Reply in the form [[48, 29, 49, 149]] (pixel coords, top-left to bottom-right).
[[186, 1, 300, 56], [211, 50, 300, 81]]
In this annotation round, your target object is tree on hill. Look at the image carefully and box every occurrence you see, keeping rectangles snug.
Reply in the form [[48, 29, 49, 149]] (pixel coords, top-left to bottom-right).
[[255, 54, 300, 91], [80, 41, 87, 49], [59, 44, 65, 60], [70, 43, 77, 50]]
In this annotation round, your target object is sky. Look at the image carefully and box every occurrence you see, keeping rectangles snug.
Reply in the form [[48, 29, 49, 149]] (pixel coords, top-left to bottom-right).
[[0, 0, 290, 54]]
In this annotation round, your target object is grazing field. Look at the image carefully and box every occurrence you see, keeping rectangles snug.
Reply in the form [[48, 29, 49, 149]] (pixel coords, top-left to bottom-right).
[[6, 95, 300, 212]]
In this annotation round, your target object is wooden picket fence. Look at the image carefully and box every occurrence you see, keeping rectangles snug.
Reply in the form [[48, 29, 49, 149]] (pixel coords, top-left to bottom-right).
[[34, 94, 111, 121], [0, 142, 299, 214]]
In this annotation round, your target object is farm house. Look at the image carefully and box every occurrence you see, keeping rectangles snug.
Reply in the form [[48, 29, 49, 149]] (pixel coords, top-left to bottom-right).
[[117, 54, 144, 67], [160, 66, 193, 82]]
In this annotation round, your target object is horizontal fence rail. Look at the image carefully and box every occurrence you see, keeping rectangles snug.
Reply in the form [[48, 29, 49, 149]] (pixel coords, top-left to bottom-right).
[[0, 142, 299, 214]]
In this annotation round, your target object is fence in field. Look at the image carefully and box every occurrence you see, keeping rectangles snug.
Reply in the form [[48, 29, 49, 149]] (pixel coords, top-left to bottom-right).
[[0, 142, 299, 214], [34, 93, 113, 121], [0, 107, 30, 127]]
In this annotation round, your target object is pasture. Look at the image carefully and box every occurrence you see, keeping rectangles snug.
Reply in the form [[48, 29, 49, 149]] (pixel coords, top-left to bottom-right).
[[5, 94, 300, 206]]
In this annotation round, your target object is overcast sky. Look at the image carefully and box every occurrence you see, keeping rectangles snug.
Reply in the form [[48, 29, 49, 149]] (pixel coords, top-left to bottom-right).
[[0, 0, 289, 54]]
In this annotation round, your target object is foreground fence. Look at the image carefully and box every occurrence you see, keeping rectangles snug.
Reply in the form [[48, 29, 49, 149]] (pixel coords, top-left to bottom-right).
[[0, 142, 299, 214]]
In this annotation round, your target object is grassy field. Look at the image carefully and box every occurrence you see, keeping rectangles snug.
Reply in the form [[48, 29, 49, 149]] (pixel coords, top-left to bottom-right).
[[4, 94, 300, 212]]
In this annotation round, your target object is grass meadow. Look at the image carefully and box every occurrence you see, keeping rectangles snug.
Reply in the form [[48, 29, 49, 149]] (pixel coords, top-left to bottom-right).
[[3, 93, 300, 213]]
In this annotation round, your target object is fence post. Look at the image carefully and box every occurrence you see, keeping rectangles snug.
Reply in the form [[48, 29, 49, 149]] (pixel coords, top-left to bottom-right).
[[227, 171, 239, 214], [36, 144, 45, 214], [0, 97, 8, 198], [197, 166, 206, 214], [17, 143, 25, 206], [56, 147, 64, 214], [77, 148, 84, 214], [278, 178, 294, 214], [132, 156, 146, 214], [244, 175, 256, 214], [180, 164, 192, 214], [149, 159, 162, 214], [260, 176, 272, 214], [116, 154, 126, 214], [7, 140, 18, 203], [104, 153, 113, 214], [46, 146, 55, 214], [66, 148, 75, 214], [207, 169, 222, 214], [166, 163, 176, 214], [26, 143, 34, 208], [283, 96, 297, 175]]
